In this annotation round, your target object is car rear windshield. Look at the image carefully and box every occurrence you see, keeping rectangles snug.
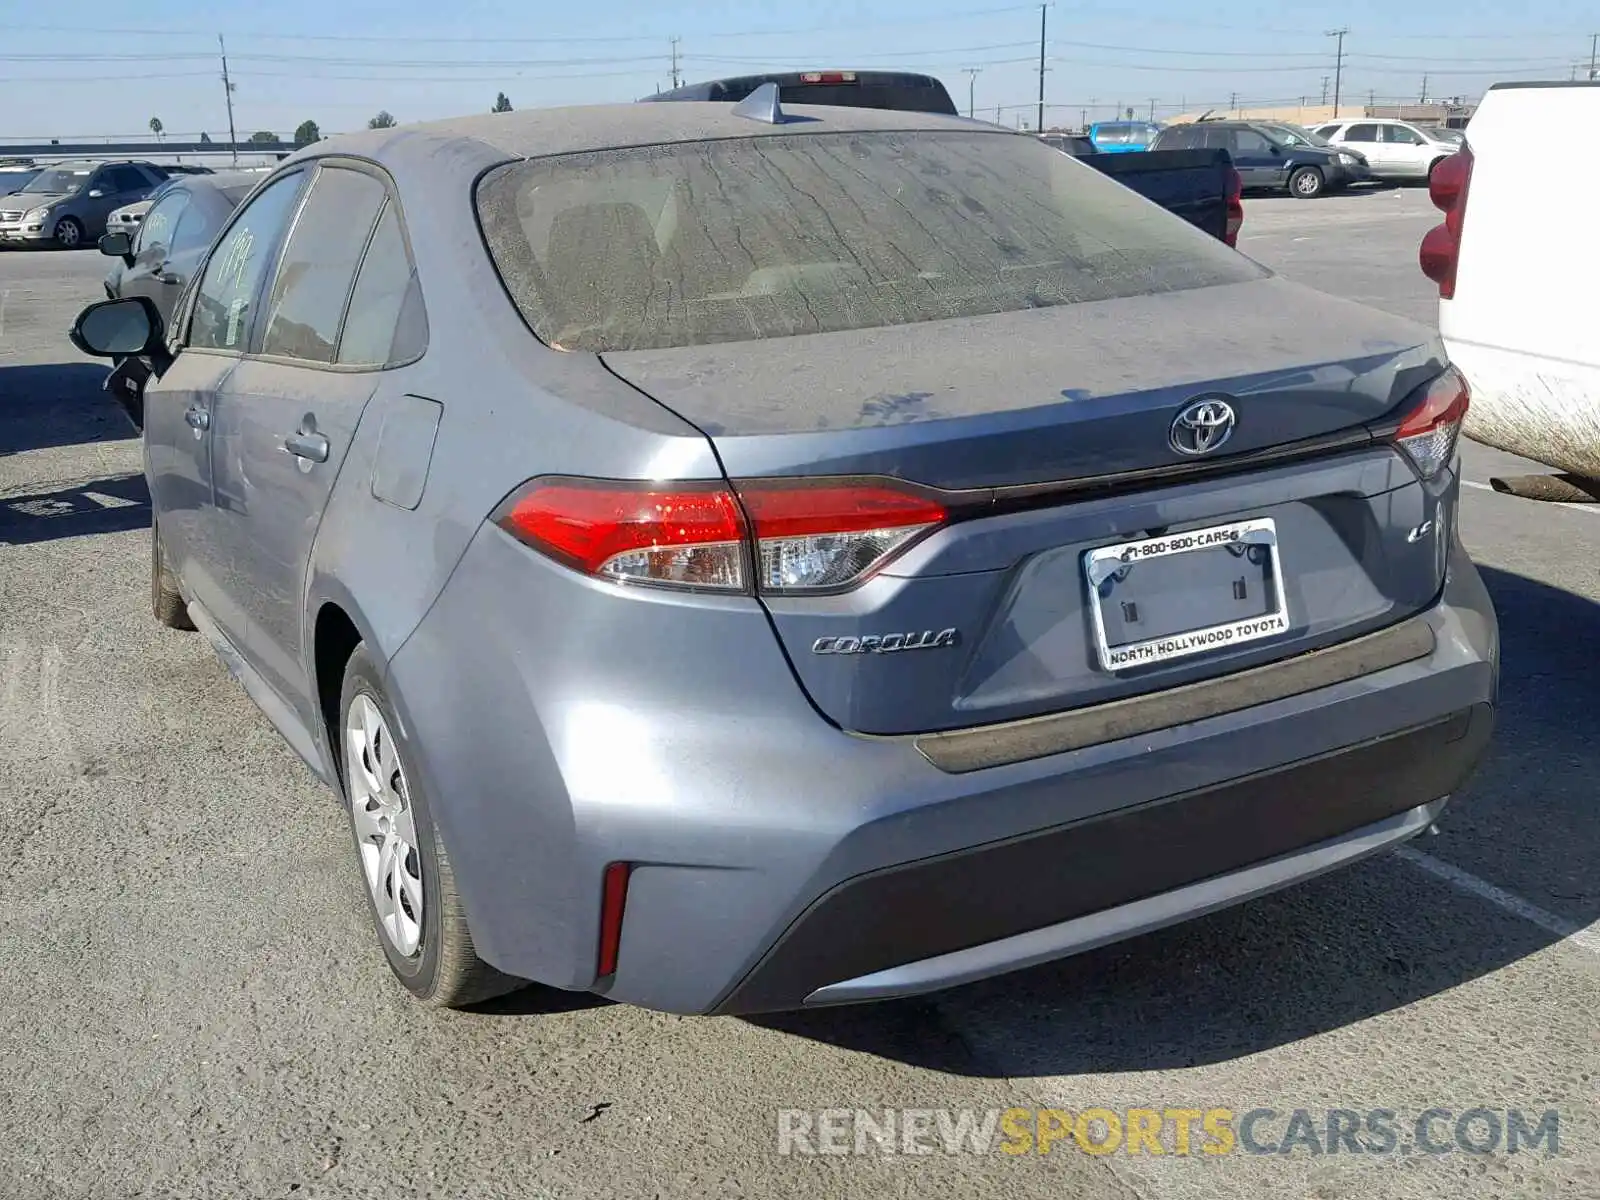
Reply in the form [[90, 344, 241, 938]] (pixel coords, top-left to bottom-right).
[[476, 130, 1266, 354]]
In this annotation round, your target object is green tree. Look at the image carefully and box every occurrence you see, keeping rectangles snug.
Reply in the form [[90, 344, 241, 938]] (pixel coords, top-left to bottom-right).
[[368, 110, 397, 129], [248, 130, 278, 144], [293, 120, 321, 146], [492, 92, 512, 113], [148, 116, 164, 142]]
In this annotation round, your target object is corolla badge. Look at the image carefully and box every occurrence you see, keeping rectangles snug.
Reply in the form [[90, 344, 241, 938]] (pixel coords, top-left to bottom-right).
[[1169, 397, 1238, 456], [812, 629, 960, 655]]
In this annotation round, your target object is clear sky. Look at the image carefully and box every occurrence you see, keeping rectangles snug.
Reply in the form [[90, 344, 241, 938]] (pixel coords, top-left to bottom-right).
[[4, 0, 1598, 140]]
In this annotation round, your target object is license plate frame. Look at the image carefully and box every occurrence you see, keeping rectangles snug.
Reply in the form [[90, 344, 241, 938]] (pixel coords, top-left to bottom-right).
[[1083, 516, 1291, 673]]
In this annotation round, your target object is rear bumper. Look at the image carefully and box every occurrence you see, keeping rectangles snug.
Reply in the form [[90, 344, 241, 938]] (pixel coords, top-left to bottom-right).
[[387, 528, 1497, 1016], [716, 710, 1484, 1013]]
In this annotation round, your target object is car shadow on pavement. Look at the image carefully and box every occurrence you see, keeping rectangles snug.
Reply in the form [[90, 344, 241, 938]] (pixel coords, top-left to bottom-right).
[[0, 362, 132, 455], [0, 471, 150, 545], [747, 564, 1599, 1079]]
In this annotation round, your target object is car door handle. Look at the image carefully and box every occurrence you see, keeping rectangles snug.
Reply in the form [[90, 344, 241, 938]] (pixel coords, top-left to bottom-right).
[[284, 431, 330, 463], [184, 406, 210, 430]]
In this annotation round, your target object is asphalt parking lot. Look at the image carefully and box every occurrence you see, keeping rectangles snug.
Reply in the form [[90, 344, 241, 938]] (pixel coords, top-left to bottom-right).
[[2, 187, 1597, 1200]]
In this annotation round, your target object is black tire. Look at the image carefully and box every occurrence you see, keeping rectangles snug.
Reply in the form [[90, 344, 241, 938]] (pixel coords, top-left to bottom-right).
[[151, 516, 196, 630], [337, 644, 520, 1008], [1288, 166, 1325, 199], [1427, 157, 1448, 185], [54, 217, 84, 249]]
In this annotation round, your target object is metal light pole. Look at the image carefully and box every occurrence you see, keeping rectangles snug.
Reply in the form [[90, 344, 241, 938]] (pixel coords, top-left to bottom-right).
[[963, 67, 981, 119]]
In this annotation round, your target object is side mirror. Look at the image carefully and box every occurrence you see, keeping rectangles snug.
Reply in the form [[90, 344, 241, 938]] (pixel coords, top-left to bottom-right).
[[100, 231, 132, 258], [69, 296, 170, 372], [88, 188, 106, 198]]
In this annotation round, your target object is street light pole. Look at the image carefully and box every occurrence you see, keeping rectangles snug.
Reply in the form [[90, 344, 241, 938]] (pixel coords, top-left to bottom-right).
[[963, 67, 981, 119]]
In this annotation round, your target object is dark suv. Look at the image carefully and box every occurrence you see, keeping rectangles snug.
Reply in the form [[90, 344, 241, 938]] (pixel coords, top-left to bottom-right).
[[643, 70, 958, 116], [1152, 121, 1370, 198]]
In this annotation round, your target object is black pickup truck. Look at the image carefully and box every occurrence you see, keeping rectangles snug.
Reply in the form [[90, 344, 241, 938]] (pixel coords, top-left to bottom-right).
[[647, 73, 1244, 246]]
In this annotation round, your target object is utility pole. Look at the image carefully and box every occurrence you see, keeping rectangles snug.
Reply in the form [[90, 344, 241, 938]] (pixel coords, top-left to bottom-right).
[[1036, 3, 1048, 136], [1080, 106, 1088, 131], [1229, 91, 1238, 114], [1590, 33, 1598, 80], [669, 37, 681, 88], [1368, 88, 1376, 109], [963, 67, 981, 118], [218, 34, 238, 167], [1148, 98, 1157, 121], [1326, 27, 1349, 118], [1420, 74, 1429, 103], [1321, 76, 1330, 105]]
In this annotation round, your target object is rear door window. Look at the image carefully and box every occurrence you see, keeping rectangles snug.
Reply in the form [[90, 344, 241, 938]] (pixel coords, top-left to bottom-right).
[[1231, 129, 1275, 155], [1343, 124, 1381, 142], [1384, 124, 1424, 144], [476, 129, 1267, 354], [258, 165, 388, 364]]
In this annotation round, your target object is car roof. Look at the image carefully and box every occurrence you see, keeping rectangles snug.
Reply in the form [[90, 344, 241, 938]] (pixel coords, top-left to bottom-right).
[[287, 100, 1008, 173]]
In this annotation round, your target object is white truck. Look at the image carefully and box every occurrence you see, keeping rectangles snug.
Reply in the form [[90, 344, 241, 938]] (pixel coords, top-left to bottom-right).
[[1421, 80, 1600, 502]]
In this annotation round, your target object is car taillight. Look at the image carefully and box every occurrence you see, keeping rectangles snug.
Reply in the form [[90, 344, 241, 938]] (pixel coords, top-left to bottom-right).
[[800, 71, 857, 84], [1391, 365, 1470, 480], [1224, 166, 1244, 248], [738, 480, 947, 593], [1419, 145, 1473, 299], [493, 476, 948, 594]]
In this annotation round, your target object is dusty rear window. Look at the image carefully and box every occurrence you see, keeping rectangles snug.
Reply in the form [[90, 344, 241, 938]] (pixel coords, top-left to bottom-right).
[[476, 130, 1267, 354]]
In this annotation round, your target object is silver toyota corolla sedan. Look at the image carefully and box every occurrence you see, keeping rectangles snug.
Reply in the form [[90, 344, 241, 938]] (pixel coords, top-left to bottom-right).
[[69, 90, 1498, 1015]]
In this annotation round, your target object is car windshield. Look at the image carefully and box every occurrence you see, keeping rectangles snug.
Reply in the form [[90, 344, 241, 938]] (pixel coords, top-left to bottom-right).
[[1427, 128, 1464, 144], [21, 167, 92, 193], [477, 130, 1266, 354]]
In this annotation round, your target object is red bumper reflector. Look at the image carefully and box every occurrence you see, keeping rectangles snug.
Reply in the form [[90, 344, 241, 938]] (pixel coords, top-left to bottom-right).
[[597, 861, 632, 978]]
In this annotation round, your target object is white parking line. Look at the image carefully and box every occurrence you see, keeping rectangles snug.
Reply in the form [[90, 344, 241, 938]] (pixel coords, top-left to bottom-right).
[[1462, 478, 1599, 517], [1395, 846, 1600, 957]]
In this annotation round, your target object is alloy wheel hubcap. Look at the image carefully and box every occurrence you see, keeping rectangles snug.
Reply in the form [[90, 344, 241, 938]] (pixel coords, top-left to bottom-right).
[[59, 224, 79, 246], [345, 693, 424, 957]]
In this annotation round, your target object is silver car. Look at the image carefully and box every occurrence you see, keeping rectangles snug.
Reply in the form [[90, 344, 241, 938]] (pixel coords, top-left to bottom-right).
[[67, 93, 1498, 1014], [0, 159, 167, 248], [1312, 118, 1463, 183]]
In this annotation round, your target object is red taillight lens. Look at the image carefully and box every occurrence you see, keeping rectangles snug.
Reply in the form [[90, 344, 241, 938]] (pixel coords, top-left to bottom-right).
[[494, 477, 948, 594], [596, 861, 631, 979], [800, 71, 856, 84], [738, 481, 947, 593], [1392, 365, 1470, 479], [1224, 166, 1244, 248], [1419, 146, 1473, 299]]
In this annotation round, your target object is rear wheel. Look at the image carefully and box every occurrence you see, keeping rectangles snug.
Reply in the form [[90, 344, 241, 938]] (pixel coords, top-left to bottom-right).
[[151, 517, 195, 630], [337, 645, 520, 1008], [54, 217, 84, 249], [1289, 166, 1325, 199]]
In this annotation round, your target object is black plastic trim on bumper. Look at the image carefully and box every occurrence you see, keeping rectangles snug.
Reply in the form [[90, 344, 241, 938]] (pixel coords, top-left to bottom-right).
[[915, 616, 1437, 774], [712, 703, 1493, 1015]]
